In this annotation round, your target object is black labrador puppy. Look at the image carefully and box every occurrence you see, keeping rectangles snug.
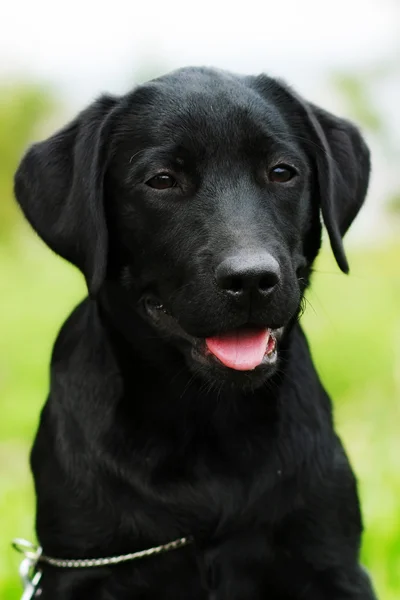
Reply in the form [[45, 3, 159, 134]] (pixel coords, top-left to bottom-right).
[[14, 67, 377, 599]]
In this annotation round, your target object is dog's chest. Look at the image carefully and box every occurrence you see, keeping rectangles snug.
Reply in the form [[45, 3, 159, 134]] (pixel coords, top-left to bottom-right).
[[139, 425, 289, 535]]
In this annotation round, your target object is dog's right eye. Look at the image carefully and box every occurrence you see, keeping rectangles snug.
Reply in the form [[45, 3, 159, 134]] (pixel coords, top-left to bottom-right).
[[146, 174, 177, 190]]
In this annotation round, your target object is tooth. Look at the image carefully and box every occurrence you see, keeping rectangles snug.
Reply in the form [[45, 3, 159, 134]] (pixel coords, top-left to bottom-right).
[[266, 334, 276, 356]]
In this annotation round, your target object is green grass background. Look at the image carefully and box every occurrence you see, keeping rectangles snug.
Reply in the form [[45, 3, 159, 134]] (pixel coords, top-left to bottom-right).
[[1, 231, 399, 599]]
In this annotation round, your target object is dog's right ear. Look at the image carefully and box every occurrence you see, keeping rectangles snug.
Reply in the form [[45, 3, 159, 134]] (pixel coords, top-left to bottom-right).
[[14, 95, 119, 295]]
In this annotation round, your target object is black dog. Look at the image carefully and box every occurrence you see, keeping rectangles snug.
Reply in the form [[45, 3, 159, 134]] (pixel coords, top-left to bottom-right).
[[15, 67, 377, 599]]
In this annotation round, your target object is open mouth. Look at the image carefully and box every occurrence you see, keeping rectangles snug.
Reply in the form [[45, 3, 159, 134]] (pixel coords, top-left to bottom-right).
[[144, 295, 281, 375], [204, 327, 277, 371]]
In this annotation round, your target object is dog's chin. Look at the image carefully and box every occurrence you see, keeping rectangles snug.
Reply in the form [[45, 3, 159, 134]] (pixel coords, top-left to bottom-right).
[[142, 294, 284, 390]]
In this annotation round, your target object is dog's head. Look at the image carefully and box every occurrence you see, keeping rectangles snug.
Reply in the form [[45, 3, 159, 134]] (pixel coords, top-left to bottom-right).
[[14, 67, 370, 388]]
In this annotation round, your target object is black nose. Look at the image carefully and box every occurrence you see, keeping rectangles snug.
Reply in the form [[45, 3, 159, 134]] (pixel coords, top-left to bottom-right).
[[215, 252, 281, 297]]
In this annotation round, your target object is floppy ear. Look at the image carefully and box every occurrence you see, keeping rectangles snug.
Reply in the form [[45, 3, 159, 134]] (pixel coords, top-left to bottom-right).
[[14, 95, 119, 294], [251, 76, 371, 273], [301, 101, 371, 273]]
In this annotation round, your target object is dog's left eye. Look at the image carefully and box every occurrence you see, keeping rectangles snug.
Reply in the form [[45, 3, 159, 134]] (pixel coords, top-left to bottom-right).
[[269, 165, 297, 183], [146, 174, 177, 190]]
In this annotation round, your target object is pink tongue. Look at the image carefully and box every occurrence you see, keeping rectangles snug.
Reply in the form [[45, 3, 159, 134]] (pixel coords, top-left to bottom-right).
[[205, 328, 270, 371]]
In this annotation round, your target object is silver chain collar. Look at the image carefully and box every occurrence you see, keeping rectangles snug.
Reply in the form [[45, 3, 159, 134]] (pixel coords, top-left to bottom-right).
[[12, 536, 192, 599]]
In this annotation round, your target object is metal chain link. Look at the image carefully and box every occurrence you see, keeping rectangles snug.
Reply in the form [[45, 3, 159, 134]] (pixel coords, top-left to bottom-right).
[[13, 536, 192, 569]]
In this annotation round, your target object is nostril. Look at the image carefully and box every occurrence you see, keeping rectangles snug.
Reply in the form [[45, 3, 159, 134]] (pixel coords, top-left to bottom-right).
[[259, 273, 279, 292], [218, 275, 244, 294], [227, 276, 243, 293]]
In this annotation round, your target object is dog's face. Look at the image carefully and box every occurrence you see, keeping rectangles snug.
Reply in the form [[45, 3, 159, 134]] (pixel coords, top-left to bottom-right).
[[14, 67, 370, 388], [106, 71, 316, 384]]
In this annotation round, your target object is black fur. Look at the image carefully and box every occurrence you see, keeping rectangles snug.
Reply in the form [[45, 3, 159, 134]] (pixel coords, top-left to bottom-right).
[[14, 67, 376, 599]]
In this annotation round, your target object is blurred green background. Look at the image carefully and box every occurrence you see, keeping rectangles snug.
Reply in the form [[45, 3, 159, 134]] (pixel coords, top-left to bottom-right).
[[1, 2, 399, 597]]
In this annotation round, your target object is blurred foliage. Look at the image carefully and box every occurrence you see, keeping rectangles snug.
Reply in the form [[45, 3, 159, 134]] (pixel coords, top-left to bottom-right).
[[0, 83, 56, 240], [1, 80, 399, 600], [331, 59, 400, 215], [331, 72, 384, 133], [330, 58, 399, 141], [387, 191, 400, 215]]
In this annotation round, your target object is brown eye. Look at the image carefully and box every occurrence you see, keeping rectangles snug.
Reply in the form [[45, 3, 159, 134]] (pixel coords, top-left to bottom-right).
[[146, 173, 177, 190], [269, 164, 297, 183]]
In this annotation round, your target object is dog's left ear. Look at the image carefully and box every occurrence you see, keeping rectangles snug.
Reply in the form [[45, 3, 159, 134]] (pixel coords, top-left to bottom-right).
[[251, 76, 371, 273], [303, 102, 371, 273]]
